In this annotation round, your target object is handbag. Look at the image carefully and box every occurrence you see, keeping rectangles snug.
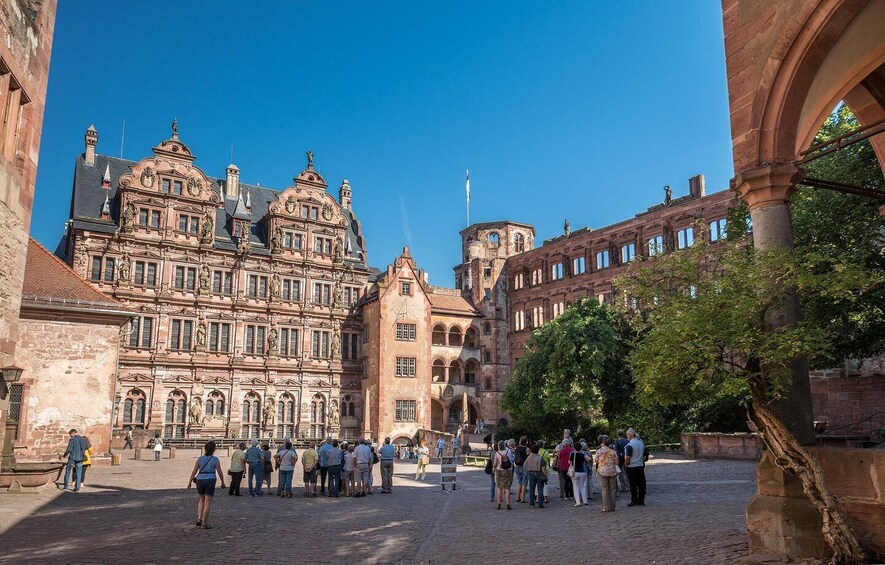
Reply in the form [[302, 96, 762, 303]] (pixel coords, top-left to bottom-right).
[[566, 451, 575, 478]]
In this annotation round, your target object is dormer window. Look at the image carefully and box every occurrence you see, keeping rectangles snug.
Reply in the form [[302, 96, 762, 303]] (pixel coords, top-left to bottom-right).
[[161, 178, 183, 195], [301, 205, 319, 220]]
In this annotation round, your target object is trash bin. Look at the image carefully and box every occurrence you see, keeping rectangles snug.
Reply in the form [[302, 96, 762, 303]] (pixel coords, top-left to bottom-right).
[[111, 452, 122, 466]]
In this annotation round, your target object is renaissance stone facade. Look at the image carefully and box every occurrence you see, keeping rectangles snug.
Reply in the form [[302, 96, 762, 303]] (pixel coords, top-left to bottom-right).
[[63, 124, 372, 442]]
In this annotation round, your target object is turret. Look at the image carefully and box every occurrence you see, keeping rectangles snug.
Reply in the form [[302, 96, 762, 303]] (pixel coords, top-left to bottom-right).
[[84, 125, 98, 166]]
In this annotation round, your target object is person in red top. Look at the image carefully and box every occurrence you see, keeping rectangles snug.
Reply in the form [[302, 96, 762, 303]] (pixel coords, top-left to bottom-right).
[[556, 438, 574, 499]]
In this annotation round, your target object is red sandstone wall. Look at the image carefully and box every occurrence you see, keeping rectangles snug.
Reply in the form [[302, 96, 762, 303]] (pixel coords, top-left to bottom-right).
[[810, 356, 885, 436]]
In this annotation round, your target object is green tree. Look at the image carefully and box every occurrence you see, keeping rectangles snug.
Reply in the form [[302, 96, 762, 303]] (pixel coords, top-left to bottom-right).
[[501, 298, 629, 440], [617, 237, 877, 563], [793, 104, 885, 365]]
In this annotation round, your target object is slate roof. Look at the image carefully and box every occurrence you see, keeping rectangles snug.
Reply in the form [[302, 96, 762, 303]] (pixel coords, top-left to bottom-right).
[[428, 291, 481, 316], [22, 238, 128, 311], [68, 153, 371, 269]]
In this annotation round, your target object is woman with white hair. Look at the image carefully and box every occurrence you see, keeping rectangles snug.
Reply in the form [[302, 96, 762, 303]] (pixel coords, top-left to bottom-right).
[[570, 441, 592, 507]]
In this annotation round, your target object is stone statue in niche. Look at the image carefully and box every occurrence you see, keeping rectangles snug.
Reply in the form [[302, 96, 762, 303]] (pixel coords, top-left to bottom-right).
[[140, 166, 155, 188], [328, 401, 339, 426], [332, 331, 341, 358], [267, 327, 278, 354], [196, 322, 207, 348], [200, 213, 214, 244], [263, 401, 275, 427], [119, 253, 131, 282], [189, 398, 204, 426], [333, 279, 343, 307], [121, 202, 136, 233], [187, 177, 202, 197], [271, 226, 283, 253], [333, 238, 343, 263], [199, 264, 211, 292], [270, 273, 281, 300]]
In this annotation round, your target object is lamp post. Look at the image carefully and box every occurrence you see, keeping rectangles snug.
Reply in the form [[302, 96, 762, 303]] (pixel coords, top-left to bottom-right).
[[0, 365, 23, 400], [1, 365, 24, 468]]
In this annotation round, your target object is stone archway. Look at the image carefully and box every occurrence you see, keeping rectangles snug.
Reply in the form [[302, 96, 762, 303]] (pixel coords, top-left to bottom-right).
[[430, 399, 445, 431]]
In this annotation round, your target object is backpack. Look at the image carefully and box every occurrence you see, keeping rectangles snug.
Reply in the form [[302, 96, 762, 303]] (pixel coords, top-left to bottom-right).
[[484, 457, 493, 475], [372, 449, 380, 465], [514, 446, 526, 466], [499, 452, 512, 471]]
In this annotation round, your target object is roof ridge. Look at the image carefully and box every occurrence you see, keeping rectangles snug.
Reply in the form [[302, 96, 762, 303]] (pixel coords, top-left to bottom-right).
[[27, 238, 124, 306]]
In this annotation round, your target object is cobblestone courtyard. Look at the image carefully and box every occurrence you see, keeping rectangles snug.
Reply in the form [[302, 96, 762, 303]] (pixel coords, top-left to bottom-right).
[[0, 452, 756, 564]]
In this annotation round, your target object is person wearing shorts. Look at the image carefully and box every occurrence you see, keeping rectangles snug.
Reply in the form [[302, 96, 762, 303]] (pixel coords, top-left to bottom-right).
[[302, 444, 319, 497], [187, 441, 225, 529]]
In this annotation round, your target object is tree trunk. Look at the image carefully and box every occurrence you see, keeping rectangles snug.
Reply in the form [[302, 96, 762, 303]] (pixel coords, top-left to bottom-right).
[[748, 398, 868, 564]]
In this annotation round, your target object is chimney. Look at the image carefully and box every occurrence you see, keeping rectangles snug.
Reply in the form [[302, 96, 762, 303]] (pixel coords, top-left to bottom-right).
[[339, 179, 352, 209], [225, 164, 240, 200], [689, 174, 706, 198], [84, 125, 98, 166]]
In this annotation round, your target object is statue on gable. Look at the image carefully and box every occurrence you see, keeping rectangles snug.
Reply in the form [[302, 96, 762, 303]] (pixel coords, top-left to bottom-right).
[[664, 185, 673, 205], [121, 202, 136, 233], [200, 212, 214, 244], [564, 219, 571, 237]]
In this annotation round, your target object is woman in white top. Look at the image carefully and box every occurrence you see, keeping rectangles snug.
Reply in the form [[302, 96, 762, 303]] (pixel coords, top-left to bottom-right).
[[153, 436, 163, 461], [415, 441, 430, 480], [274, 441, 298, 498]]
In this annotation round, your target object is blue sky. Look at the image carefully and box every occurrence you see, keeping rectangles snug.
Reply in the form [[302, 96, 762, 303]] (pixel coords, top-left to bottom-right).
[[33, 1, 733, 285]]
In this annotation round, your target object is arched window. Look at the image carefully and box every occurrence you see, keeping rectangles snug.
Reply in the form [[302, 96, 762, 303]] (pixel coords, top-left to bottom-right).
[[123, 388, 147, 427], [242, 392, 261, 439], [276, 392, 296, 439], [432, 324, 446, 346], [342, 395, 354, 417], [432, 359, 446, 383], [464, 327, 478, 348], [164, 390, 187, 438], [449, 360, 462, 383], [448, 326, 463, 346], [464, 359, 479, 384], [489, 232, 500, 247], [206, 390, 225, 416], [514, 233, 525, 253], [309, 394, 326, 440]]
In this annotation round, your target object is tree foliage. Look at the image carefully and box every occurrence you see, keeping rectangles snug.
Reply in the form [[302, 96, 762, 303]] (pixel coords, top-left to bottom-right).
[[501, 298, 630, 439], [792, 104, 885, 365]]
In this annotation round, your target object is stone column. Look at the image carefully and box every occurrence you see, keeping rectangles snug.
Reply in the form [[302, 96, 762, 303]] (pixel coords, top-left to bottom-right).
[[735, 164, 824, 559], [732, 164, 814, 446]]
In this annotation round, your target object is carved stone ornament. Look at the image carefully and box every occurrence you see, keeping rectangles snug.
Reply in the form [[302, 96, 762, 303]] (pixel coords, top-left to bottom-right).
[[121, 202, 136, 233], [444, 385, 454, 398], [200, 212, 214, 244], [187, 177, 202, 197], [322, 203, 333, 221], [285, 196, 297, 214], [140, 166, 155, 188], [119, 253, 131, 282], [267, 328, 278, 354]]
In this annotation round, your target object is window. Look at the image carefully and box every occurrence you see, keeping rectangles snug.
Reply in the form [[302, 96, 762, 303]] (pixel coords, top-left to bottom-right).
[[484, 288, 492, 301], [709, 218, 727, 242], [531, 268, 542, 285], [314, 236, 332, 255], [488, 232, 500, 246], [483, 267, 492, 278], [242, 392, 261, 439], [128, 316, 154, 348], [122, 389, 146, 427], [596, 250, 610, 269], [276, 393, 296, 438], [160, 179, 183, 195], [212, 271, 234, 295], [6, 383, 23, 440], [164, 391, 187, 438], [91, 256, 117, 282], [281, 279, 302, 302], [532, 305, 545, 327], [342, 332, 358, 360], [313, 282, 332, 305], [244, 324, 267, 355], [103, 258, 116, 282], [677, 227, 695, 249], [573, 256, 586, 275], [552, 301, 565, 318], [311, 330, 330, 358], [647, 235, 664, 257], [394, 400, 417, 422], [514, 233, 525, 253], [279, 327, 300, 357], [395, 357, 417, 377], [513, 273, 524, 290], [552, 263, 564, 280], [206, 390, 225, 417], [396, 323, 416, 341], [484, 322, 491, 335], [283, 231, 303, 250], [174, 266, 197, 291], [483, 350, 491, 363], [169, 319, 194, 351], [343, 287, 360, 306], [621, 243, 636, 263], [90, 257, 102, 281], [138, 208, 161, 228], [248, 275, 268, 298], [513, 310, 525, 331], [208, 322, 231, 353], [133, 261, 158, 287], [177, 214, 200, 234], [400, 281, 412, 295]]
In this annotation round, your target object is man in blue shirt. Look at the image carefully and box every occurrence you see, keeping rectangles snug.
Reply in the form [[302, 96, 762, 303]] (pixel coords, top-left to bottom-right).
[[378, 437, 396, 493], [624, 428, 648, 506], [614, 429, 631, 492], [62, 429, 89, 492], [317, 437, 332, 495], [245, 439, 264, 496]]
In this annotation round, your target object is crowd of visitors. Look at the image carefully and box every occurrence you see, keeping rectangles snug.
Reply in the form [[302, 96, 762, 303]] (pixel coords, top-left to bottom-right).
[[485, 428, 648, 511]]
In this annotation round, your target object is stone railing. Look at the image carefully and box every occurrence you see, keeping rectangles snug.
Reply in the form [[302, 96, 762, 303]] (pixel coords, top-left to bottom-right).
[[681, 432, 762, 460]]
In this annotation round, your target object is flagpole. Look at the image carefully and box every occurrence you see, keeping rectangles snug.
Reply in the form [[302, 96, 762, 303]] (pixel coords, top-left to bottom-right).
[[465, 169, 470, 227]]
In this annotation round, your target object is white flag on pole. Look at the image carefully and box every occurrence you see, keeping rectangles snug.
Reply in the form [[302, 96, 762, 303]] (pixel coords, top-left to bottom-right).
[[466, 169, 470, 202]]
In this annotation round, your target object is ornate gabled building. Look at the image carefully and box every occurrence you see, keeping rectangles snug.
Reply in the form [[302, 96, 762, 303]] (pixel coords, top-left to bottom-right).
[[62, 122, 373, 442]]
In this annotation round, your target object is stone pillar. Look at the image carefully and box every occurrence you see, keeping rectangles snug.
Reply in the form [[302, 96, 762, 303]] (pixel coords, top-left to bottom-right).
[[732, 163, 814, 445], [462, 391, 469, 424], [734, 164, 824, 560]]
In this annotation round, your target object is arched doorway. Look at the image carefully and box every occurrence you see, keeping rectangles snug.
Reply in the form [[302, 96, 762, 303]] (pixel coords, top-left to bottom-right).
[[431, 399, 445, 431]]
